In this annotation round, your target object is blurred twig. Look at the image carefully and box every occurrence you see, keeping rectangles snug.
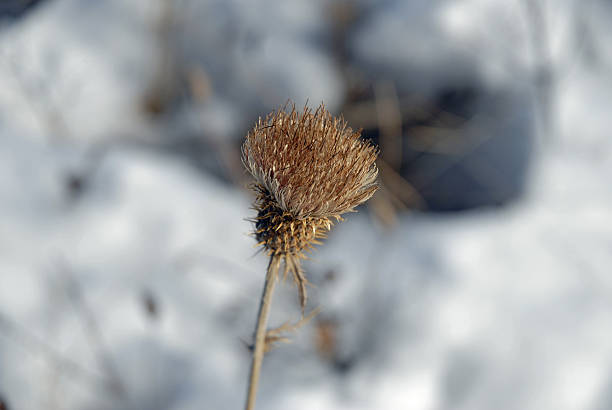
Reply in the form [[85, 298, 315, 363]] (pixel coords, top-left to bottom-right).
[[56, 263, 127, 398], [0, 312, 114, 394], [0, 51, 74, 141], [374, 80, 403, 170], [521, 0, 554, 142], [378, 159, 425, 209], [368, 185, 400, 228], [142, 0, 179, 117]]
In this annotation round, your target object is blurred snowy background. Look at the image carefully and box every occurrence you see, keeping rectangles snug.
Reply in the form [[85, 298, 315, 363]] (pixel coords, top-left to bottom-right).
[[1, 0, 611, 409]]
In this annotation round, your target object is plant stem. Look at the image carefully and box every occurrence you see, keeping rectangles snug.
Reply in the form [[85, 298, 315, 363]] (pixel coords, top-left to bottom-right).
[[245, 255, 281, 410]]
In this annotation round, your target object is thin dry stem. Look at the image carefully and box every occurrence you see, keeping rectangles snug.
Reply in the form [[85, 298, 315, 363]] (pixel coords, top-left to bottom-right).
[[245, 255, 281, 410]]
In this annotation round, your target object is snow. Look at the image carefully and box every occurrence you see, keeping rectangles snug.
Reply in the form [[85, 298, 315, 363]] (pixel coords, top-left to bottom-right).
[[1, 0, 612, 409]]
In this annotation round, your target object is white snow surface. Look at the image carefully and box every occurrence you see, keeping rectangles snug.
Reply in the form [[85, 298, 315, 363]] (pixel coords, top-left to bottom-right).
[[1, 0, 612, 409]]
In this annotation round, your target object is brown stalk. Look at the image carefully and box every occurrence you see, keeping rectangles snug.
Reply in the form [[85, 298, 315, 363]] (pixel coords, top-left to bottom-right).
[[245, 255, 281, 410]]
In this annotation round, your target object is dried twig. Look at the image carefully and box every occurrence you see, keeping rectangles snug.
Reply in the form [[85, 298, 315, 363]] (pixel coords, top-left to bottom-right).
[[245, 255, 281, 410]]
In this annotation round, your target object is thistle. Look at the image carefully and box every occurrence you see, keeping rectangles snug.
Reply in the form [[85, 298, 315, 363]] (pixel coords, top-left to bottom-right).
[[243, 103, 378, 410]]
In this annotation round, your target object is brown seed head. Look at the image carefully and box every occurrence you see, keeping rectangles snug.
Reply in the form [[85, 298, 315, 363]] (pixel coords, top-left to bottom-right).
[[243, 102, 378, 312], [243, 103, 378, 221]]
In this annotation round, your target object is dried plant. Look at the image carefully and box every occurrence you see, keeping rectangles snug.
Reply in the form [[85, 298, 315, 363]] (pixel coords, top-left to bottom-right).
[[242, 102, 378, 410]]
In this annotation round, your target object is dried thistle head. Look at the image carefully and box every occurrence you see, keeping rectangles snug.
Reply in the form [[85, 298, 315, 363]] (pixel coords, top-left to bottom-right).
[[242, 102, 378, 311], [243, 103, 378, 220]]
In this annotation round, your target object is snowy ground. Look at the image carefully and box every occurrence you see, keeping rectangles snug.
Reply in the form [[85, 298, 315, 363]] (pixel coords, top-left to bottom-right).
[[1, 1, 611, 409]]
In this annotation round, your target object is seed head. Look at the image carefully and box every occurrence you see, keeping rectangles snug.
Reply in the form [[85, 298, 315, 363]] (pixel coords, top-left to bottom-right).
[[243, 103, 378, 221], [242, 102, 378, 311]]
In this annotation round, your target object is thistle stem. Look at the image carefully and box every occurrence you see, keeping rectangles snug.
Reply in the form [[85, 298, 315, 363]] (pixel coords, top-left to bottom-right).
[[245, 255, 281, 410]]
